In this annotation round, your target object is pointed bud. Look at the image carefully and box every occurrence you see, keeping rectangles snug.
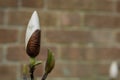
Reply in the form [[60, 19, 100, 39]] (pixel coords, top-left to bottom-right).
[[45, 49, 55, 74], [25, 11, 41, 58], [109, 61, 118, 79]]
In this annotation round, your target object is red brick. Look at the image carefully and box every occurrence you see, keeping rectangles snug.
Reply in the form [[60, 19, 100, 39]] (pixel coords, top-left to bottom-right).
[[0, 11, 4, 24], [0, 0, 17, 7], [6, 45, 29, 62], [61, 46, 95, 61], [77, 64, 94, 77], [84, 14, 120, 28], [7, 10, 32, 25], [116, 1, 120, 12], [47, 0, 114, 11], [92, 30, 113, 46], [8, 10, 57, 26], [93, 0, 114, 12], [62, 47, 120, 62], [19, 29, 26, 43], [95, 48, 120, 61], [22, 0, 44, 8], [49, 63, 94, 77], [47, 0, 93, 10], [39, 12, 58, 26], [0, 65, 17, 80], [95, 63, 109, 76], [34, 65, 43, 77], [46, 30, 92, 44], [0, 47, 3, 62], [0, 29, 18, 43], [60, 13, 81, 26], [116, 32, 120, 43]]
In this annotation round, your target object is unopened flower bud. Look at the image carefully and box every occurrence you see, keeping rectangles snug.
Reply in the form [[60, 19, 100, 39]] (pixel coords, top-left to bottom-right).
[[25, 11, 41, 58], [45, 49, 55, 74], [109, 61, 118, 79]]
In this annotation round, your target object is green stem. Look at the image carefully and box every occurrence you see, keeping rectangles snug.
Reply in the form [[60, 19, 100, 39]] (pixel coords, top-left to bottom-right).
[[30, 66, 35, 80], [29, 58, 42, 80], [29, 57, 36, 80]]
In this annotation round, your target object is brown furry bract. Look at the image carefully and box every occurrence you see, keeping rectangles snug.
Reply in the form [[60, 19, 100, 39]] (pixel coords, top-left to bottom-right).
[[26, 30, 41, 58]]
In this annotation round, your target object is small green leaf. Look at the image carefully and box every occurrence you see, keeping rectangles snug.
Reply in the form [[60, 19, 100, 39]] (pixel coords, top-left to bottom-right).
[[33, 61, 42, 66], [30, 57, 42, 68], [45, 49, 55, 74]]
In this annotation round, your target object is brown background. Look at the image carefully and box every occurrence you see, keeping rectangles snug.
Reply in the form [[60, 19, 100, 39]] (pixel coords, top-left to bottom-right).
[[0, 0, 120, 80]]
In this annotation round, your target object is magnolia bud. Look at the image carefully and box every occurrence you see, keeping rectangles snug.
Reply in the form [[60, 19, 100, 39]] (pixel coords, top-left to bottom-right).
[[25, 11, 41, 58], [109, 61, 118, 79], [45, 49, 55, 74]]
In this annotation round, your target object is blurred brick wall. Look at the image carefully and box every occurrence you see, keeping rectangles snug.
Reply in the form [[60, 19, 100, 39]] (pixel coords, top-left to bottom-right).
[[0, 0, 120, 80]]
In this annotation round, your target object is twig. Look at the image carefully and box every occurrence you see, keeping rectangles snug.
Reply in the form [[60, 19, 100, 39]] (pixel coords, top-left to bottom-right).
[[29, 65, 35, 80], [41, 73, 48, 80]]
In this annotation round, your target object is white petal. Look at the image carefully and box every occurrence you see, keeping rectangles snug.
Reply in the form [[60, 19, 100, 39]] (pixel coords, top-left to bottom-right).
[[25, 11, 40, 48], [109, 61, 118, 79]]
